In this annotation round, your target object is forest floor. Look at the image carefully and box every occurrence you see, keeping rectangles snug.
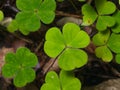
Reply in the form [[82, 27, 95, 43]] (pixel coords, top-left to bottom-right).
[[0, 0, 120, 90]]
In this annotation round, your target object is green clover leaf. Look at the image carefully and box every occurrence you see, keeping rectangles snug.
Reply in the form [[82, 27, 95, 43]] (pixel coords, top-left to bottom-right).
[[95, 46, 113, 62], [82, 4, 98, 26], [0, 10, 4, 21], [93, 32, 120, 62], [44, 23, 90, 70], [2, 47, 38, 87], [58, 48, 88, 70], [92, 30, 113, 62], [96, 16, 115, 31], [40, 70, 81, 90], [95, 0, 116, 15], [7, 0, 56, 35], [7, 20, 19, 33], [115, 54, 120, 64], [82, 0, 116, 31], [92, 30, 110, 46], [107, 33, 120, 53], [112, 10, 120, 33]]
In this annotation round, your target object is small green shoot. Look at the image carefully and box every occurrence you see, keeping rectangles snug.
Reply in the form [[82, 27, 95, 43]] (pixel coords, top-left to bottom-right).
[[7, 0, 56, 35], [82, 0, 116, 31], [2, 47, 38, 87], [44, 23, 90, 70], [0, 10, 4, 21], [40, 70, 81, 90]]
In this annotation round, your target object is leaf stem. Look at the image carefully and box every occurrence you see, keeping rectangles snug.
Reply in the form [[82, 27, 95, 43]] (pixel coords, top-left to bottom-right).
[[56, 10, 82, 18]]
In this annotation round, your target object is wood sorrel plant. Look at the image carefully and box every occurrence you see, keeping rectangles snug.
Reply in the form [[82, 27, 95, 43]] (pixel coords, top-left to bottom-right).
[[2, 47, 38, 87], [44, 23, 90, 70], [7, 0, 56, 35], [1, 0, 120, 90], [82, 0, 116, 31], [41, 70, 81, 90]]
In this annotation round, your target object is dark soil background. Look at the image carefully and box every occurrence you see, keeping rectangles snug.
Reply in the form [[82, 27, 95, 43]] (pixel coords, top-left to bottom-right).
[[0, 0, 120, 90]]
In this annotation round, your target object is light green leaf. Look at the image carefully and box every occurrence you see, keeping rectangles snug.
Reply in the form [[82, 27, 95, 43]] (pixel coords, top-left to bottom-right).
[[68, 31, 90, 48], [16, 0, 42, 11], [41, 84, 60, 90], [92, 30, 110, 46], [45, 27, 64, 44], [115, 54, 120, 64], [58, 48, 88, 70], [7, 20, 18, 33], [107, 33, 120, 53], [82, 4, 98, 26], [44, 41, 65, 58], [41, 71, 60, 90], [63, 23, 90, 48], [96, 16, 115, 31], [60, 70, 81, 90], [40, 70, 81, 90], [112, 10, 120, 33], [44, 27, 65, 58], [62, 23, 80, 44], [0, 10, 4, 21], [44, 23, 89, 70], [95, 46, 113, 62], [45, 71, 60, 87], [95, 0, 116, 15]]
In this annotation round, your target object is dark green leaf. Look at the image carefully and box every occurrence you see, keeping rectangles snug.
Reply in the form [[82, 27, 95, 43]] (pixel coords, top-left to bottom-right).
[[38, 0, 56, 24], [14, 69, 27, 87], [16, 12, 40, 35], [2, 64, 19, 78], [16, 0, 42, 11]]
